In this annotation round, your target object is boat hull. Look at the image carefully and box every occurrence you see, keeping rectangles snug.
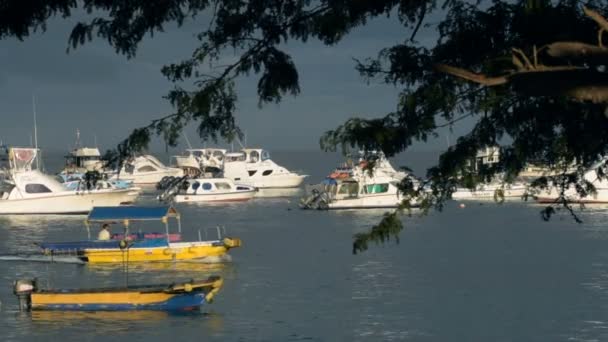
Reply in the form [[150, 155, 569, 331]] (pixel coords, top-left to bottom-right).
[[31, 292, 206, 311], [174, 190, 256, 203], [0, 190, 140, 214], [238, 174, 306, 189], [18, 277, 223, 311], [451, 187, 528, 200], [327, 194, 413, 209]]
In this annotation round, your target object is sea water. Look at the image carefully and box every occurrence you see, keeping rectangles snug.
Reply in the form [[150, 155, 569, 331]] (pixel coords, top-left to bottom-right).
[[0, 151, 607, 341]]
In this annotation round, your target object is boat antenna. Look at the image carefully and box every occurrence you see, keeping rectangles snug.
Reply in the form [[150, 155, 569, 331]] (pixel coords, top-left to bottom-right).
[[236, 131, 246, 150], [182, 132, 193, 150], [75, 128, 81, 148], [32, 95, 40, 170], [94, 134, 97, 148]]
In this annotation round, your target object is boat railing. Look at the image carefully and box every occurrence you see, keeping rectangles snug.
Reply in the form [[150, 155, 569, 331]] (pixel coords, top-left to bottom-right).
[[198, 225, 225, 242]]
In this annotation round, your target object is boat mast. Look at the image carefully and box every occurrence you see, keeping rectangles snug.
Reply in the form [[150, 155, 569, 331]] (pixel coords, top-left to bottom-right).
[[32, 95, 40, 170]]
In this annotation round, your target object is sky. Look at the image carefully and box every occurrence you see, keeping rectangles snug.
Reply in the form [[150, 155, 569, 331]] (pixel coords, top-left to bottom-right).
[[0, 7, 474, 155]]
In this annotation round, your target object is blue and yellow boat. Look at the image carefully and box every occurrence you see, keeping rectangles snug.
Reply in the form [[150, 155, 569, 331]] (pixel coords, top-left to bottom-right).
[[37, 206, 241, 263], [13, 276, 223, 311]]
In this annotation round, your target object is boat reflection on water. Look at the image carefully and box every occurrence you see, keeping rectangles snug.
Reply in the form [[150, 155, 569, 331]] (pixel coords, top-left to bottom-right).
[[28, 310, 225, 334], [254, 188, 302, 198], [86, 261, 232, 278]]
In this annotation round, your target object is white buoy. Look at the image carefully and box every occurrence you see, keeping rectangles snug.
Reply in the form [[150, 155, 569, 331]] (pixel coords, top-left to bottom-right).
[[459, 203, 466, 208]]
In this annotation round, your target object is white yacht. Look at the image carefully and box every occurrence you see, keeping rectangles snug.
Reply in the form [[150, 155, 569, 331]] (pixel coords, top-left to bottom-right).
[[222, 149, 306, 188], [301, 154, 419, 210], [159, 177, 256, 203], [111, 155, 184, 185], [0, 148, 140, 214], [301, 173, 417, 210]]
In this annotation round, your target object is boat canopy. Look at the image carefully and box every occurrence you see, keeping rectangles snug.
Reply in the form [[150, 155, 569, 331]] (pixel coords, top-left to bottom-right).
[[87, 206, 179, 223]]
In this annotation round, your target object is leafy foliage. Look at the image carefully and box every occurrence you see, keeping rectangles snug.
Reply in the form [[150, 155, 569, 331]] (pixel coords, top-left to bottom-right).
[[3, 0, 608, 252]]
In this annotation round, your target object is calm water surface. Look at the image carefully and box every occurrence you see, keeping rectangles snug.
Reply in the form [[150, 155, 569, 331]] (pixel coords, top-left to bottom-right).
[[0, 152, 607, 341]]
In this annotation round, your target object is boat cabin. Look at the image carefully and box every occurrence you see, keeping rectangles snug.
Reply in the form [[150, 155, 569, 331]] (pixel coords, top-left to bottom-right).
[[241, 149, 271, 164], [64, 147, 104, 172], [326, 178, 399, 200]]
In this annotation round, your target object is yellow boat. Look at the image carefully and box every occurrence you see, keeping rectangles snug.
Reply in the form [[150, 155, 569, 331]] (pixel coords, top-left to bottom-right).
[[14, 276, 223, 311], [38, 206, 241, 264]]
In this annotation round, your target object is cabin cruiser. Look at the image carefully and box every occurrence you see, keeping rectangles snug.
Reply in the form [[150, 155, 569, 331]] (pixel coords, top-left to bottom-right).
[[172, 148, 227, 177], [158, 177, 256, 203], [302, 152, 420, 210], [301, 172, 418, 210], [0, 147, 140, 214], [222, 149, 306, 188], [111, 155, 184, 185], [301, 151, 419, 209]]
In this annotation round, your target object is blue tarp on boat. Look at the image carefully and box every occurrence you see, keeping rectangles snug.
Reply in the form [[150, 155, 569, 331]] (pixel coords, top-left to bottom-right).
[[87, 206, 179, 222], [38, 238, 169, 252]]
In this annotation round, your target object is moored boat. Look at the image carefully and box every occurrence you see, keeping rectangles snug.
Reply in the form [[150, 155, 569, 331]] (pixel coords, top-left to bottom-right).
[[158, 177, 256, 203], [0, 148, 139, 214], [222, 149, 307, 188], [301, 151, 419, 209], [13, 276, 223, 311]]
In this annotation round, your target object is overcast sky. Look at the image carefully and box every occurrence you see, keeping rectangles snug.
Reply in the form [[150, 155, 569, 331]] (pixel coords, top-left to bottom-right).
[[0, 9, 473, 155]]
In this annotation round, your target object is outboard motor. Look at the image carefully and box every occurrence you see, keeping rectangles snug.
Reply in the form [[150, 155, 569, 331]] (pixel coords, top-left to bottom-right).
[[13, 279, 36, 311]]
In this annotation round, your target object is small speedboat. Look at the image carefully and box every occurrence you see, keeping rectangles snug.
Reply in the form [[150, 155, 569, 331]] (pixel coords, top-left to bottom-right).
[[37, 206, 241, 263], [13, 276, 223, 311], [159, 177, 256, 203]]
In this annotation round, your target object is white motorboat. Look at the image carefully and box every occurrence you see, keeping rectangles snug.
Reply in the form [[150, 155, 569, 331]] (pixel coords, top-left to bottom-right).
[[0, 148, 140, 214], [301, 151, 420, 209], [451, 182, 529, 200], [160, 177, 256, 203], [300, 174, 416, 210], [222, 149, 306, 188], [112, 155, 184, 185]]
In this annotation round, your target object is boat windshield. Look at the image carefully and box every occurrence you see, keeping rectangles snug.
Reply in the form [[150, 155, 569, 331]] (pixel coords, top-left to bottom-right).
[[261, 150, 270, 161]]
